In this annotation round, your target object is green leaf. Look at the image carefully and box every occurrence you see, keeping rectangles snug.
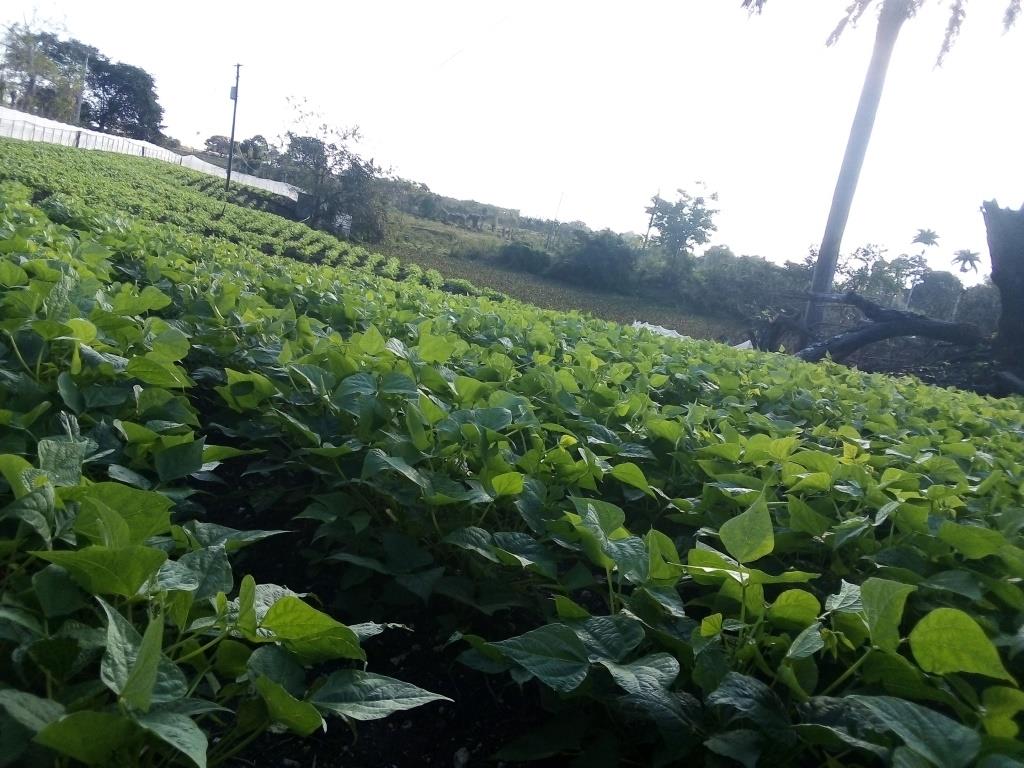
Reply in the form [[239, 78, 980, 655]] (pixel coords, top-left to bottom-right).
[[126, 357, 194, 388], [34, 711, 136, 765], [134, 710, 208, 768], [33, 545, 167, 597], [981, 686, 1024, 738], [491, 471, 525, 497], [719, 495, 774, 564], [704, 730, 763, 768], [122, 615, 164, 712], [938, 521, 1006, 560], [847, 695, 980, 768], [861, 577, 916, 653], [417, 330, 455, 364], [491, 624, 590, 693], [147, 328, 190, 363], [768, 589, 821, 630], [311, 670, 451, 721], [154, 438, 205, 483], [254, 677, 323, 736], [98, 599, 187, 705], [170, 545, 232, 600], [261, 596, 365, 663], [609, 462, 653, 496], [786, 622, 824, 660], [0, 689, 65, 732], [909, 607, 1014, 682], [74, 483, 172, 543], [569, 614, 644, 663], [599, 652, 679, 695]]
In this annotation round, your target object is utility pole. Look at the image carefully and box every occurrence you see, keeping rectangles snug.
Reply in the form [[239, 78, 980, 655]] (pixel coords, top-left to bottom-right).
[[225, 63, 241, 194]]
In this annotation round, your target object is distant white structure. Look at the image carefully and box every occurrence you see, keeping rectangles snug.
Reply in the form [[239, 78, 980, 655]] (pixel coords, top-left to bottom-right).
[[631, 321, 690, 340], [0, 106, 302, 202]]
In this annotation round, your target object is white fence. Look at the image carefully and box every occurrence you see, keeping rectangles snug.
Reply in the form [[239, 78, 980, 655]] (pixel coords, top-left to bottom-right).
[[0, 106, 302, 202]]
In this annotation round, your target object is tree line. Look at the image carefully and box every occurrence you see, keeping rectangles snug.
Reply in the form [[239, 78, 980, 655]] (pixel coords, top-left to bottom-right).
[[1, 21, 167, 144]]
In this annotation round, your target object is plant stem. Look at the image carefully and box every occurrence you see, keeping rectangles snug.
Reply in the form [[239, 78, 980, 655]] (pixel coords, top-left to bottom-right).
[[821, 648, 872, 697]]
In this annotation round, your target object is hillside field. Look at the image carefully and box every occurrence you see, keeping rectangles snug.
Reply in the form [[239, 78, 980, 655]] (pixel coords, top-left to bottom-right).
[[0, 139, 1023, 768]]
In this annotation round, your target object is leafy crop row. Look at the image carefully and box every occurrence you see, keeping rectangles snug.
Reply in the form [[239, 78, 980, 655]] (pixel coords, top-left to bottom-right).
[[1, 139, 1023, 767]]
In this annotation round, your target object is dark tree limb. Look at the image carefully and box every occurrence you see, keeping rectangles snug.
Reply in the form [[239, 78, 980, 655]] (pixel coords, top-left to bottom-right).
[[794, 291, 982, 362]]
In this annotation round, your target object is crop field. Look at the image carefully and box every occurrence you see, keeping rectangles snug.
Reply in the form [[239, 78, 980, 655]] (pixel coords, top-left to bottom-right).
[[0, 139, 1023, 767]]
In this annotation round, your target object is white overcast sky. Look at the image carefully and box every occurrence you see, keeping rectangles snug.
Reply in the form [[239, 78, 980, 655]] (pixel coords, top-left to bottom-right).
[[4, 1, 1022, 281]]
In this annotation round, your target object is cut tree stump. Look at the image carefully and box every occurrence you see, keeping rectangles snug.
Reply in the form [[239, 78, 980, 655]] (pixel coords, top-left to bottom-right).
[[982, 200, 1024, 364]]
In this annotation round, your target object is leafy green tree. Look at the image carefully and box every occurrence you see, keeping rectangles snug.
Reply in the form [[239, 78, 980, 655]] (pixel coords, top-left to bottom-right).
[[549, 230, 639, 292], [908, 269, 964, 317], [743, 0, 1020, 339], [644, 188, 718, 259], [82, 59, 164, 142], [204, 135, 234, 155]]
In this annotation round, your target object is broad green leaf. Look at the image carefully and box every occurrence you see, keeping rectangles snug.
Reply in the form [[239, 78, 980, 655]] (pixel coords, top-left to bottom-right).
[[122, 615, 164, 712], [847, 695, 980, 768], [0, 690, 64, 732], [569, 614, 644, 662], [127, 357, 194, 388], [254, 676, 323, 736], [311, 670, 451, 720], [768, 589, 821, 630], [491, 624, 591, 692], [981, 686, 1024, 738], [154, 438, 205, 482], [599, 652, 679, 695], [417, 330, 455, 364], [938, 521, 1006, 560], [34, 711, 136, 765], [34, 545, 167, 597], [491, 471, 525, 496], [719, 495, 774, 563], [97, 599, 187, 704], [786, 622, 824, 660], [134, 710, 208, 768], [824, 580, 862, 614], [909, 608, 1014, 682], [261, 596, 365, 662], [609, 462, 653, 496], [861, 578, 916, 653]]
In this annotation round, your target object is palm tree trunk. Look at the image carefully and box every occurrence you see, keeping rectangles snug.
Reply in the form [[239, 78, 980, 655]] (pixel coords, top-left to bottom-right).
[[982, 200, 1024, 363], [803, 0, 913, 342]]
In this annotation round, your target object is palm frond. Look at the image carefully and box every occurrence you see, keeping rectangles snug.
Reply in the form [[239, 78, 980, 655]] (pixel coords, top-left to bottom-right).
[[937, 0, 967, 66], [827, 0, 876, 46], [1006, 0, 1021, 30], [740, 0, 768, 12]]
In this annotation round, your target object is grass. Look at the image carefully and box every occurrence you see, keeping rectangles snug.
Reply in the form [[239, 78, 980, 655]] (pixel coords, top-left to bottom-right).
[[380, 211, 747, 341]]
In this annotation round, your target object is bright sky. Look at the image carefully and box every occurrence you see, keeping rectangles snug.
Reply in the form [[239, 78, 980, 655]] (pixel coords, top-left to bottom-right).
[[4, 1, 1022, 281]]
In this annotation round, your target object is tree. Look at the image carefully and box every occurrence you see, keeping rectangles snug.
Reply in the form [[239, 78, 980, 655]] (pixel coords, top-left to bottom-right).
[[238, 135, 271, 173], [743, 0, 1020, 341], [908, 269, 963, 317], [548, 230, 639, 292], [952, 249, 982, 273], [644, 188, 718, 259], [981, 200, 1024, 361], [204, 135, 234, 156], [1, 23, 166, 140], [269, 113, 387, 242], [83, 59, 164, 142]]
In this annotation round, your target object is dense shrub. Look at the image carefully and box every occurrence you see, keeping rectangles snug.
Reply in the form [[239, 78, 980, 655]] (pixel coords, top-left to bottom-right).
[[498, 242, 553, 274]]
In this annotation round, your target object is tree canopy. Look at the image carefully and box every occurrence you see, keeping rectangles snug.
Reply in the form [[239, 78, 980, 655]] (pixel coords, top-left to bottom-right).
[[1, 22, 166, 142]]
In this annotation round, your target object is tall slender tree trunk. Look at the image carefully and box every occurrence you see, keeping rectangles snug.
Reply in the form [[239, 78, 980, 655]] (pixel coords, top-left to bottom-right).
[[982, 200, 1024, 363], [802, 0, 912, 342]]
